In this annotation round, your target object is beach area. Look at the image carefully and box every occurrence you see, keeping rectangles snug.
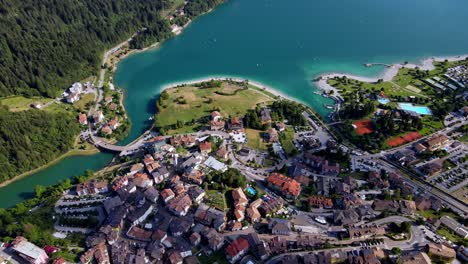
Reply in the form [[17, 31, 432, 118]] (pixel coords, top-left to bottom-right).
[[314, 54, 468, 101]]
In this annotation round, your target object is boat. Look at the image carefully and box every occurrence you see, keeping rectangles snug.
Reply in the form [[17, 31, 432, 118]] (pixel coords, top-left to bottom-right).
[[148, 116, 154, 121]]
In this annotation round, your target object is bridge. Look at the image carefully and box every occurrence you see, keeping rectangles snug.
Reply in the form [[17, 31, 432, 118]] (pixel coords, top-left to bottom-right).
[[90, 134, 135, 153], [93, 139, 127, 152]]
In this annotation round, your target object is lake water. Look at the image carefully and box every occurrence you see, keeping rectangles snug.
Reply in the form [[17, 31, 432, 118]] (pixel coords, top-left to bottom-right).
[[1, 0, 468, 207]]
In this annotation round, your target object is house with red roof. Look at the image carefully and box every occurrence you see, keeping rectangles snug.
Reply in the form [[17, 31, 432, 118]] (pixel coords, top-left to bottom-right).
[[267, 173, 301, 199], [211, 111, 222, 121], [199, 141, 212, 154], [78, 113, 88, 125], [225, 237, 250, 263]]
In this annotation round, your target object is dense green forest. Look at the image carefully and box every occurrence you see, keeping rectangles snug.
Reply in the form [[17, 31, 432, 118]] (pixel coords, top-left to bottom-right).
[[0, 0, 173, 97], [0, 0, 225, 98], [0, 106, 80, 183]]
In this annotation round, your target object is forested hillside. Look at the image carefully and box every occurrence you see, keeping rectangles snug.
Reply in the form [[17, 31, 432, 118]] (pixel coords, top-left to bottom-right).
[[0, 0, 225, 98], [0, 0, 174, 97], [0, 106, 80, 183]]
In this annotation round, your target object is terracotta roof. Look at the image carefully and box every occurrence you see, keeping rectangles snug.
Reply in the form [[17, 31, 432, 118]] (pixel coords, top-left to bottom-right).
[[211, 111, 221, 118], [225, 237, 250, 258], [78, 113, 87, 124], [161, 188, 175, 201], [267, 173, 301, 197], [199, 142, 212, 152]]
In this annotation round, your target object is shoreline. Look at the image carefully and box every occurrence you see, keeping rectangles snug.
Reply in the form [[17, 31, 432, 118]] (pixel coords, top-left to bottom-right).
[[159, 76, 299, 103], [0, 148, 99, 189], [314, 54, 468, 105]]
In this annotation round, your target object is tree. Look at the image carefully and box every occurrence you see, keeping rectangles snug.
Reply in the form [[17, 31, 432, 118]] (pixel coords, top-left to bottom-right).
[[391, 247, 401, 254]]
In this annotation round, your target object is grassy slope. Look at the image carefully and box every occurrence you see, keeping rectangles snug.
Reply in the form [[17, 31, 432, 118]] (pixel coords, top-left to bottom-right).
[[155, 82, 272, 128], [245, 128, 268, 151]]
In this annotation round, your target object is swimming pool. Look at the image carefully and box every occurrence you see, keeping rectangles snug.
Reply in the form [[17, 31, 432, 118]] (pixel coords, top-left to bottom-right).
[[398, 103, 432, 115], [246, 186, 257, 196], [377, 97, 390, 104]]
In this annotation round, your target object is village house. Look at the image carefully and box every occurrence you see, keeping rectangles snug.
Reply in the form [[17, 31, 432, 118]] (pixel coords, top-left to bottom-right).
[[203, 156, 228, 172], [258, 195, 284, 216], [211, 111, 222, 121], [367, 171, 389, 189], [80, 242, 109, 264], [144, 186, 159, 203], [333, 209, 360, 226], [167, 193, 192, 216], [225, 237, 250, 263], [321, 160, 340, 176], [246, 206, 261, 223], [108, 102, 118, 111], [246, 233, 271, 261], [347, 225, 385, 239], [267, 173, 301, 199], [152, 166, 170, 184], [108, 118, 119, 130], [398, 251, 432, 264], [104, 96, 112, 105], [420, 161, 443, 177], [161, 188, 176, 203], [11, 237, 49, 264], [76, 179, 108, 196], [260, 108, 272, 123], [170, 135, 196, 148], [126, 226, 152, 242], [68, 82, 83, 94], [399, 200, 417, 215], [308, 196, 333, 209], [426, 243, 456, 261], [210, 120, 226, 131], [440, 215, 468, 239], [276, 122, 286, 132], [145, 160, 161, 174], [133, 172, 153, 188], [189, 232, 201, 247], [268, 236, 288, 255], [199, 141, 212, 154], [267, 128, 279, 143], [92, 110, 105, 123], [78, 113, 88, 125], [228, 117, 244, 131], [65, 92, 80, 103], [268, 218, 292, 235], [183, 170, 204, 185], [187, 186, 206, 204], [424, 134, 450, 152], [372, 200, 400, 213], [129, 163, 145, 176], [216, 145, 229, 160], [127, 202, 154, 226], [194, 203, 226, 231], [232, 187, 248, 222], [101, 126, 113, 135]]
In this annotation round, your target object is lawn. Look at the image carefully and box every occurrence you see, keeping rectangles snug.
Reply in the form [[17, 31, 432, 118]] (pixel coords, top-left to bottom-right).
[[155, 81, 272, 130], [280, 128, 296, 155], [437, 227, 466, 245], [245, 128, 268, 151], [0, 96, 53, 111], [206, 190, 227, 212], [417, 209, 460, 221], [328, 77, 424, 99], [74, 93, 95, 112]]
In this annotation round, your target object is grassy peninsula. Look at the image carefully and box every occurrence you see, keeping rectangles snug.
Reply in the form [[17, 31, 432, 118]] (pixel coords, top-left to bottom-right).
[[155, 80, 273, 135]]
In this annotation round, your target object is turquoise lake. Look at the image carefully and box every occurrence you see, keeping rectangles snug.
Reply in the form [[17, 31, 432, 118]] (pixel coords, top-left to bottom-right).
[[1, 0, 468, 207]]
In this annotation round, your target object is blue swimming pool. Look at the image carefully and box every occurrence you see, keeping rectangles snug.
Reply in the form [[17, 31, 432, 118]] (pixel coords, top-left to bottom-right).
[[377, 97, 390, 104], [246, 186, 257, 196], [398, 103, 432, 115]]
